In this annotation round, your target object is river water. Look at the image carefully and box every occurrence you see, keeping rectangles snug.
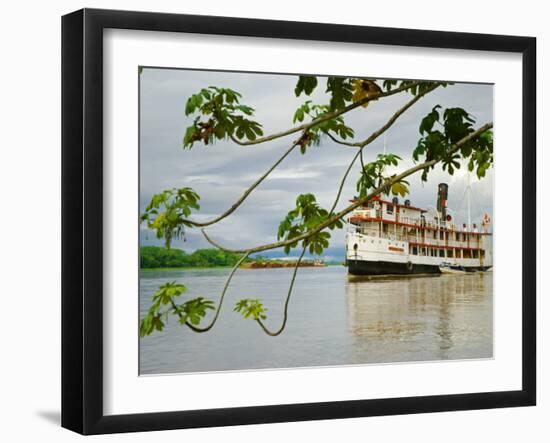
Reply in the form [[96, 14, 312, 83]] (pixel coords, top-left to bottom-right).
[[139, 266, 493, 375]]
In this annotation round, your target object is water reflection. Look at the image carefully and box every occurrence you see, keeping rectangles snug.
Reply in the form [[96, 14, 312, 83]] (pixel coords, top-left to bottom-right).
[[345, 273, 492, 363]]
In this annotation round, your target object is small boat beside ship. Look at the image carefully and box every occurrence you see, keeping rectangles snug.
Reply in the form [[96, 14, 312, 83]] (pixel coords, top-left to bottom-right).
[[345, 182, 493, 277], [439, 262, 469, 274]]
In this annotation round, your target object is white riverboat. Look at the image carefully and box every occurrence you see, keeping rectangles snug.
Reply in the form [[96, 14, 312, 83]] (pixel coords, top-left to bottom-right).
[[345, 182, 493, 276]]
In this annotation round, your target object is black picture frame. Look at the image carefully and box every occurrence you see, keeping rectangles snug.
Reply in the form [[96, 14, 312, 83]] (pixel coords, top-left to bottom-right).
[[61, 8, 537, 435]]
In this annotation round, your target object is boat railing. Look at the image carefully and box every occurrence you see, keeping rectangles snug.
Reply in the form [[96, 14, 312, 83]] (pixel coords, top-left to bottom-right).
[[348, 228, 408, 242]]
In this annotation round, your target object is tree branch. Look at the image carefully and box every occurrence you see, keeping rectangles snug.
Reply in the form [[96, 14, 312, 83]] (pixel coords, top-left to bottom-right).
[[180, 142, 299, 228], [176, 253, 250, 333], [202, 122, 493, 254], [328, 84, 440, 213], [328, 83, 441, 148], [255, 246, 307, 336], [152, 85, 440, 232], [230, 81, 425, 147]]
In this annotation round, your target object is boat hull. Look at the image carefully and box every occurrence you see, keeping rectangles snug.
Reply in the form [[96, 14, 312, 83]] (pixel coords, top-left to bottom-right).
[[347, 259, 491, 276], [439, 267, 467, 274]]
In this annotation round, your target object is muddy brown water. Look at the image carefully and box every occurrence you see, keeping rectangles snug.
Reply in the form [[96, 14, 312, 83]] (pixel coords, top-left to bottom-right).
[[139, 266, 492, 374]]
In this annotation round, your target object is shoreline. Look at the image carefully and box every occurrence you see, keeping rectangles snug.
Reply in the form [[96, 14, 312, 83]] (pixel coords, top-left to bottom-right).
[[140, 265, 234, 271], [140, 263, 343, 271]]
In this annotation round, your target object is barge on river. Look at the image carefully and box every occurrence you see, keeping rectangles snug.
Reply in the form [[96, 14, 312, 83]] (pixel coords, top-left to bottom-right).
[[345, 183, 493, 276]]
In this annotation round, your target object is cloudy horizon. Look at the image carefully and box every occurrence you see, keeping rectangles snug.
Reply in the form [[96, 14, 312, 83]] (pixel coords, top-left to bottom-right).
[[139, 68, 494, 257]]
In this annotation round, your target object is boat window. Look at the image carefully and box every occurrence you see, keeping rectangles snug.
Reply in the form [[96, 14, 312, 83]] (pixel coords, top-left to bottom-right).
[[412, 246, 418, 255], [455, 232, 461, 241], [386, 204, 393, 215], [439, 249, 445, 257]]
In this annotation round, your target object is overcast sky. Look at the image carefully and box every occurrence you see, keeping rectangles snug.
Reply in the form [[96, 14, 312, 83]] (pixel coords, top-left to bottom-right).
[[139, 68, 493, 257]]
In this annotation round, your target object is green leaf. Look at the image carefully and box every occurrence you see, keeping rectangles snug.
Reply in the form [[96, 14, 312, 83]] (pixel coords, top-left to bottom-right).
[[181, 86, 262, 147], [183, 125, 199, 148], [413, 107, 492, 182], [295, 76, 318, 96], [277, 193, 341, 255], [140, 188, 201, 248], [326, 77, 353, 111], [419, 105, 441, 134], [234, 299, 267, 321], [173, 297, 215, 326], [152, 281, 187, 305]]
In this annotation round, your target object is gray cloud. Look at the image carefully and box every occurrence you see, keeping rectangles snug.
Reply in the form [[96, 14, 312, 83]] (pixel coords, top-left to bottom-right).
[[140, 68, 493, 253]]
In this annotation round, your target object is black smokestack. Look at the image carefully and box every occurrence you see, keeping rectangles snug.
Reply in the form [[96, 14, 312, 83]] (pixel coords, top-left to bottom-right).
[[437, 183, 448, 220]]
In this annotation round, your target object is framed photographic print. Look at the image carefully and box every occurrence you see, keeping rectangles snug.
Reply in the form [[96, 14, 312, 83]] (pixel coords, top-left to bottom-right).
[[61, 8, 536, 435]]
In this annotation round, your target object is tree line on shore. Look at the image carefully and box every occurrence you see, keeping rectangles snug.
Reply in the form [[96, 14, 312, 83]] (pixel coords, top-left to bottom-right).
[[140, 246, 245, 269], [139, 246, 321, 269]]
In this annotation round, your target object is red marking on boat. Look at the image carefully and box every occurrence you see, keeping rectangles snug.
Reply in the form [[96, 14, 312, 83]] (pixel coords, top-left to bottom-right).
[[388, 246, 404, 252]]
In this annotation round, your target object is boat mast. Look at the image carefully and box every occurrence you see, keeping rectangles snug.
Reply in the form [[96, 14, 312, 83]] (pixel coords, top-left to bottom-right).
[[466, 172, 472, 230]]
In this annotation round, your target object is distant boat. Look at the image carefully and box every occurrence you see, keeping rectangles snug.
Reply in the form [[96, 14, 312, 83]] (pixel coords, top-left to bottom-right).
[[313, 258, 326, 267], [241, 258, 326, 269]]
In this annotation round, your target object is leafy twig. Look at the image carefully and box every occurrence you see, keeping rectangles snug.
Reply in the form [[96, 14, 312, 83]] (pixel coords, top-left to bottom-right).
[[229, 81, 424, 146], [327, 83, 441, 213], [182, 253, 249, 333]]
